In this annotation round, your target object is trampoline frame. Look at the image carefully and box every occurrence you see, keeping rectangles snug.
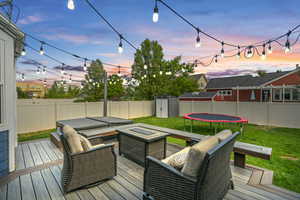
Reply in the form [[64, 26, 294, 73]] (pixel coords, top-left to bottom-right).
[[183, 112, 248, 134]]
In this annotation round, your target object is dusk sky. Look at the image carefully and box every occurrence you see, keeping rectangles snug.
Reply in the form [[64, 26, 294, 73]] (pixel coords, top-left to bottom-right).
[[14, 0, 300, 83]]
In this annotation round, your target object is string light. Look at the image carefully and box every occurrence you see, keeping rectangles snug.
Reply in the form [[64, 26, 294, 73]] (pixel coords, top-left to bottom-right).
[[267, 41, 272, 54], [118, 36, 123, 54], [236, 46, 241, 59], [80, 82, 84, 89], [144, 64, 148, 70], [153, 0, 159, 23], [261, 44, 266, 60], [246, 46, 253, 58], [69, 74, 72, 83], [36, 66, 41, 74], [284, 31, 291, 53], [118, 66, 121, 76], [182, 68, 186, 72], [220, 42, 225, 58], [166, 71, 172, 75], [195, 28, 201, 48], [42, 66, 47, 75], [39, 42, 45, 55], [43, 79, 47, 87], [153, 74, 156, 78], [214, 55, 218, 63], [61, 63, 65, 74], [21, 73, 25, 81], [21, 47, 26, 56], [83, 58, 87, 71], [67, 0, 75, 10]]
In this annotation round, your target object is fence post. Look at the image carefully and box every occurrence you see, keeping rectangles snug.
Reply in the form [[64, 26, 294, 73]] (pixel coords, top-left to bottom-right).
[[54, 101, 58, 122], [84, 101, 88, 117]]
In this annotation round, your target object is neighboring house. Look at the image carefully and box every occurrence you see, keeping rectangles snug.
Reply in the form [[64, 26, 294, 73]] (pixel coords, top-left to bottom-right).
[[205, 67, 300, 102], [179, 91, 217, 101], [0, 14, 24, 178], [17, 81, 47, 98], [191, 74, 207, 90]]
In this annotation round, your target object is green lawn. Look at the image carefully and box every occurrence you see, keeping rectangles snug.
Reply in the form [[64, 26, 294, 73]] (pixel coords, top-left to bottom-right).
[[134, 117, 300, 193], [18, 117, 300, 193]]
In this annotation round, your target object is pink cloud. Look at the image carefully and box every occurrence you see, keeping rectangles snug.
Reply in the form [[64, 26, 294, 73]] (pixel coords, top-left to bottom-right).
[[18, 15, 44, 25]]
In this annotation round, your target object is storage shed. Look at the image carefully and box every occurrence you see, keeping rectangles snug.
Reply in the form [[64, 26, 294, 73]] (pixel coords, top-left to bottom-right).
[[155, 96, 179, 118]]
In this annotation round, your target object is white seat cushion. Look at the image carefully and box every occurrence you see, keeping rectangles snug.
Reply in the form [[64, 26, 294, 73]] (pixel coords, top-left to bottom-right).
[[162, 147, 191, 170], [181, 136, 219, 177], [79, 135, 93, 151], [62, 125, 84, 153]]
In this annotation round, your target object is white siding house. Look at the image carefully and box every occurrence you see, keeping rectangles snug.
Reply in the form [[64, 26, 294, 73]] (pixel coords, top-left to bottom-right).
[[0, 14, 24, 177]]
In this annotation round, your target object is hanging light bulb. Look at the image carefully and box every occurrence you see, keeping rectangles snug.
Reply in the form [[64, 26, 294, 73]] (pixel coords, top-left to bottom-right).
[[144, 64, 148, 70], [166, 71, 171, 75], [236, 46, 241, 59], [69, 74, 72, 83], [80, 82, 84, 89], [83, 58, 87, 71], [42, 66, 46, 75], [118, 66, 122, 77], [61, 63, 65, 74], [214, 55, 218, 63], [153, 74, 156, 78], [284, 31, 292, 53], [246, 46, 253, 58], [21, 73, 25, 81], [159, 70, 163, 75], [39, 42, 45, 55], [36, 66, 41, 74], [261, 44, 266, 60], [153, 0, 159, 23], [195, 28, 201, 48], [67, 0, 75, 10], [21, 47, 26, 56], [182, 68, 186, 73], [118, 36, 123, 54], [220, 42, 225, 58], [267, 41, 272, 54], [143, 74, 147, 78]]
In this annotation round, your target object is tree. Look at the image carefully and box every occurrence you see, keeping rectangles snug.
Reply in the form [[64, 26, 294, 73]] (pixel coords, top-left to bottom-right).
[[131, 39, 198, 99], [257, 70, 267, 77], [45, 82, 80, 99], [80, 59, 105, 102], [17, 87, 30, 99], [108, 74, 125, 100]]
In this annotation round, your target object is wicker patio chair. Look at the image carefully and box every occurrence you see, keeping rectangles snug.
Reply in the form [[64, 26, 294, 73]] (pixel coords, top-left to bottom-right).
[[60, 134, 117, 193], [143, 132, 240, 200]]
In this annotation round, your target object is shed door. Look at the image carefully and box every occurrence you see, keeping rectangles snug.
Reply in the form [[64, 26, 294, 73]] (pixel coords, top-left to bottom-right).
[[160, 99, 168, 118]]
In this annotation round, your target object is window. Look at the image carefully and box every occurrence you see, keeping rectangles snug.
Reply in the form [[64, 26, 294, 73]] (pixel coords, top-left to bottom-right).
[[273, 88, 282, 101], [292, 88, 300, 101], [284, 88, 292, 101], [218, 90, 232, 96]]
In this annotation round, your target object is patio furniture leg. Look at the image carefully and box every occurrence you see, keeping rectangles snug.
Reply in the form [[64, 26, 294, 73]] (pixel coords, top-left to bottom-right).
[[234, 152, 246, 168]]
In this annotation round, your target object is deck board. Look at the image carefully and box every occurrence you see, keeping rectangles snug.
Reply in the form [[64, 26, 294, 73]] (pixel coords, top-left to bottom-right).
[[1, 139, 298, 200], [20, 174, 36, 200]]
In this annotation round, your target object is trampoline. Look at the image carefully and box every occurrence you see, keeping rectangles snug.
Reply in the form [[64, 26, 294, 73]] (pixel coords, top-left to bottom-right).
[[183, 113, 248, 134]]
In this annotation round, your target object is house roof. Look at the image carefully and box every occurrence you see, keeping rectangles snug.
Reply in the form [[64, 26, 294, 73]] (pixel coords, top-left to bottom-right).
[[180, 91, 217, 99], [206, 70, 295, 89]]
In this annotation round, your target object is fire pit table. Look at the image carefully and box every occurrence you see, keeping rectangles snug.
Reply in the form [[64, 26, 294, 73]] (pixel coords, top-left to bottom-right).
[[117, 126, 169, 166]]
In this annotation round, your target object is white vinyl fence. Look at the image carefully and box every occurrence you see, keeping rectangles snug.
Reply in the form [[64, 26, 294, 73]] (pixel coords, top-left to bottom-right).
[[179, 101, 300, 129], [17, 99, 154, 134]]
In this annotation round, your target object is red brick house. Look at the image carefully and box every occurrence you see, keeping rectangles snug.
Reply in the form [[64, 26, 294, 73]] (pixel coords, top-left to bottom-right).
[[180, 67, 300, 102]]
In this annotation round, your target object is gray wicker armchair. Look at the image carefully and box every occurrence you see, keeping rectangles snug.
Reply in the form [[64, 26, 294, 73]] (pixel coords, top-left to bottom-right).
[[143, 132, 240, 200], [60, 134, 117, 193]]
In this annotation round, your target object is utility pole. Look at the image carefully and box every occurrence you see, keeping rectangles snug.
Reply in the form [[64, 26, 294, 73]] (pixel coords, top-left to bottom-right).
[[103, 71, 108, 117]]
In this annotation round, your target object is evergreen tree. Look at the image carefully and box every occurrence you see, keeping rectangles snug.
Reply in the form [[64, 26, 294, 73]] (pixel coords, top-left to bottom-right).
[[108, 74, 125, 100]]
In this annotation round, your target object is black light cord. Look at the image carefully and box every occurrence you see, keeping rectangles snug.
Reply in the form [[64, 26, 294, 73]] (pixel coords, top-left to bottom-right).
[[156, 0, 300, 49], [84, 0, 138, 50]]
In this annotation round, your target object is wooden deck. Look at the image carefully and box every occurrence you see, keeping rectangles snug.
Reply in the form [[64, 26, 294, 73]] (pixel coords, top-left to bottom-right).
[[0, 139, 299, 200]]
